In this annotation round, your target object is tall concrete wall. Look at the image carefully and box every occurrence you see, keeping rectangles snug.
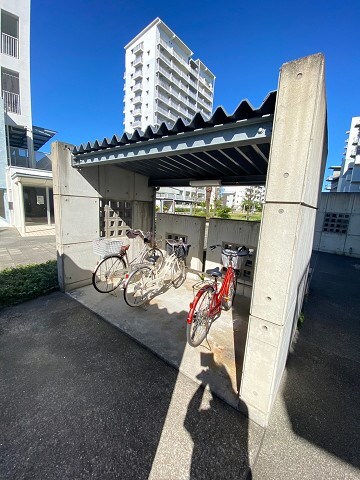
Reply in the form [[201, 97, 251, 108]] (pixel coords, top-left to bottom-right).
[[314, 192, 360, 257], [52, 142, 154, 291], [240, 54, 328, 426], [205, 218, 260, 297], [156, 213, 206, 272]]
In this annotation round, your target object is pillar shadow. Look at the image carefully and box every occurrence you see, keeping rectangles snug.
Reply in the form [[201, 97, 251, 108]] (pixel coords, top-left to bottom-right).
[[184, 351, 252, 480]]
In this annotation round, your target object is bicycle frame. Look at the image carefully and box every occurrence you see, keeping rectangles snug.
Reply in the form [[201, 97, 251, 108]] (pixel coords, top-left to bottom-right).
[[138, 252, 179, 290]]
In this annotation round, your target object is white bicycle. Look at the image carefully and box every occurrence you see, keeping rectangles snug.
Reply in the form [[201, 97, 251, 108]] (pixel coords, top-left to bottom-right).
[[123, 239, 190, 307]]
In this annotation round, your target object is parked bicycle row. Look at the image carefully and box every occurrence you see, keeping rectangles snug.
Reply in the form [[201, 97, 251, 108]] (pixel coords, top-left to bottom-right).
[[92, 229, 252, 348]]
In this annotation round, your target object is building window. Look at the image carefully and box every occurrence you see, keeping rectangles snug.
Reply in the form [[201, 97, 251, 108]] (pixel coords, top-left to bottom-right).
[[322, 213, 350, 234], [1, 68, 20, 114], [1, 11, 19, 58]]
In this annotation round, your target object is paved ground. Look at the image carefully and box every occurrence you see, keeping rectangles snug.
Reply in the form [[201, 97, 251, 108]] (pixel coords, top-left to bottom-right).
[[0, 230, 359, 479], [0, 228, 56, 271]]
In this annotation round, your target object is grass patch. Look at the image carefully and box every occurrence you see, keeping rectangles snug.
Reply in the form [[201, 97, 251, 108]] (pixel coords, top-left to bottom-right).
[[229, 212, 262, 221], [0, 260, 59, 309]]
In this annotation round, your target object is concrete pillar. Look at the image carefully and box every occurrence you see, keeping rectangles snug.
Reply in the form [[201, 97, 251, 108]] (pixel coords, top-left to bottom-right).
[[26, 128, 35, 168], [45, 186, 51, 225], [17, 180, 25, 235], [240, 54, 327, 427], [52, 141, 153, 292]]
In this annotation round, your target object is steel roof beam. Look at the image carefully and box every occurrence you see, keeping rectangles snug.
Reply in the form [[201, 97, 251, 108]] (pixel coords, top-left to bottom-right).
[[149, 175, 267, 187]]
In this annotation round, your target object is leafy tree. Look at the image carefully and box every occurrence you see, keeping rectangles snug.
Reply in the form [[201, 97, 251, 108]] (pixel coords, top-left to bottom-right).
[[215, 206, 231, 219], [241, 187, 264, 220]]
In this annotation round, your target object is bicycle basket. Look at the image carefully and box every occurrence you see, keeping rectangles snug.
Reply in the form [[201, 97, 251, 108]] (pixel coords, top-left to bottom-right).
[[166, 240, 190, 259], [221, 250, 246, 269], [93, 238, 123, 257]]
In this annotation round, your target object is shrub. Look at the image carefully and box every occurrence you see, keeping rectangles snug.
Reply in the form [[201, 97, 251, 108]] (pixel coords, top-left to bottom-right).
[[0, 260, 59, 309]]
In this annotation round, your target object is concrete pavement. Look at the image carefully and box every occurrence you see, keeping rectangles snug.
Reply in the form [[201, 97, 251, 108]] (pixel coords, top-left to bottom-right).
[[0, 227, 56, 271], [0, 247, 359, 479]]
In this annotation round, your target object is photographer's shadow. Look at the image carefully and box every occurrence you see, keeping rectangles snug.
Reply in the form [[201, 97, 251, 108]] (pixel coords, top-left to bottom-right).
[[184, 352, 252, 480]]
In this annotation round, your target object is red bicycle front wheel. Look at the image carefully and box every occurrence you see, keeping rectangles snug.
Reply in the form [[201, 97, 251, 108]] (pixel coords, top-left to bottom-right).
[[186, 287, 214, 347], [222, 273, 237, 311]]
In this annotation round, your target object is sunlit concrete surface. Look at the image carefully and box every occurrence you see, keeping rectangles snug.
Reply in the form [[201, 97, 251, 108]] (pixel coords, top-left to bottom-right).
[[69, 278, 251, 410], [0, 227, 56, 271]]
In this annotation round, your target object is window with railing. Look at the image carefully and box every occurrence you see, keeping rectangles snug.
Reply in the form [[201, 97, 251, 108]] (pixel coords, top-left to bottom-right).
[[1, 11, 19, 58], [8, 147, 52, 171], [1, 68, 21, 114]]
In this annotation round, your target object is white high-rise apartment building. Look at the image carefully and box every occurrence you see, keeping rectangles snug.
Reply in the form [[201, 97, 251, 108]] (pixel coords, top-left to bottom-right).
[[336, 116, 360, 192], [123, 18, 215, 133], [0, 0, 55, 232]]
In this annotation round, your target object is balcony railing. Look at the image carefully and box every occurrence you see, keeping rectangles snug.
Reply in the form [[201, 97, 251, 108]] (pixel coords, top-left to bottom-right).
[[8, 147, 52, 171], [133, 81, 142, 92], [199, 75, 213, 91], [133, 56, 143, 67], [132, 42, 144, 54], [156, 80, 197, 113], [2, 90, 21, 114], [1, 33, 19, 58]]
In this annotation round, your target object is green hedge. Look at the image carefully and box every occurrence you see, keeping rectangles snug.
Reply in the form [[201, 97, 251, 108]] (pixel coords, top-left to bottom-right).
[[0, 260, 59, 309]]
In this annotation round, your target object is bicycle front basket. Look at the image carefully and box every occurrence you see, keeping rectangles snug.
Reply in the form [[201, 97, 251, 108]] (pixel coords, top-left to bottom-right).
[[166, 240, 190, 259], [221, 250, 246, 269], [93, 238, 123, 256]]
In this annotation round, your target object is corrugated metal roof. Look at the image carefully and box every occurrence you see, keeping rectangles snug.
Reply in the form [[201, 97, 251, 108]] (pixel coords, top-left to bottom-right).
[[73, 91, 276, 155], [72, 92, 276, 187]]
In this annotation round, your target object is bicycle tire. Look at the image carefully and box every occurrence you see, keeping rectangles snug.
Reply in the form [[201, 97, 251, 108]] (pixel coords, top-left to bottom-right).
[[143, 247, 164, 272], [222, 274, 237, 311], [187, 287, 214, 347], [123, 265, 154, 307], [92, 255, 127, 293], [171, 258, 186, 288]]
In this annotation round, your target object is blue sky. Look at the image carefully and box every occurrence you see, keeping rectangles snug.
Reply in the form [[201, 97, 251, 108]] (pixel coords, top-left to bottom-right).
[[31, 0, 360, 185]]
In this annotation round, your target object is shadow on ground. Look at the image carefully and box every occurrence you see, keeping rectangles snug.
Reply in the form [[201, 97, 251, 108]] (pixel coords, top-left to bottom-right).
[[0, 291, 257, 479], [284, 253, 360, 468]]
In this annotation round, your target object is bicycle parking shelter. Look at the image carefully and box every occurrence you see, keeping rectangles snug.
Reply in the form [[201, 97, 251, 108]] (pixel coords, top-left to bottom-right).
[[52, 54, 327, 427]]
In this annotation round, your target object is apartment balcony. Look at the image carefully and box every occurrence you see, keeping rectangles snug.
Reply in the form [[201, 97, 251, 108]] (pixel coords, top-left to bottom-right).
[[352, 136, 359, 145], [198, 75, 213, 91], [198, 87, 213, 103], [157, 67, 197, 103], [133, 81, 142, 93], [2, 90, 21, 114], [132, 43, 144, 54], [156, 81, 197, 114], [132, 96, 142, 105], [350, 148, 357, 158], [197, 92, 212, 109], [158, 39, 189, 70], [156, 105, 178, 122], [9, 147, 52, 171], [132, 120, 142, 128], [158, 51, 172, 69], [158, 95, 188, 118], [197, 96, 212, 114], [1, 32, 19, 58], [157, 57, 197, 89], [133, 56, 143, 67], [133, 69, 142, 80], [132, 108, 142, 116]]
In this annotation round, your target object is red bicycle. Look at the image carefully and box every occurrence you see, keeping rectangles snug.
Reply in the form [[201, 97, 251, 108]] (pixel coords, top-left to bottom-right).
[[186, 244, 251, 347]]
